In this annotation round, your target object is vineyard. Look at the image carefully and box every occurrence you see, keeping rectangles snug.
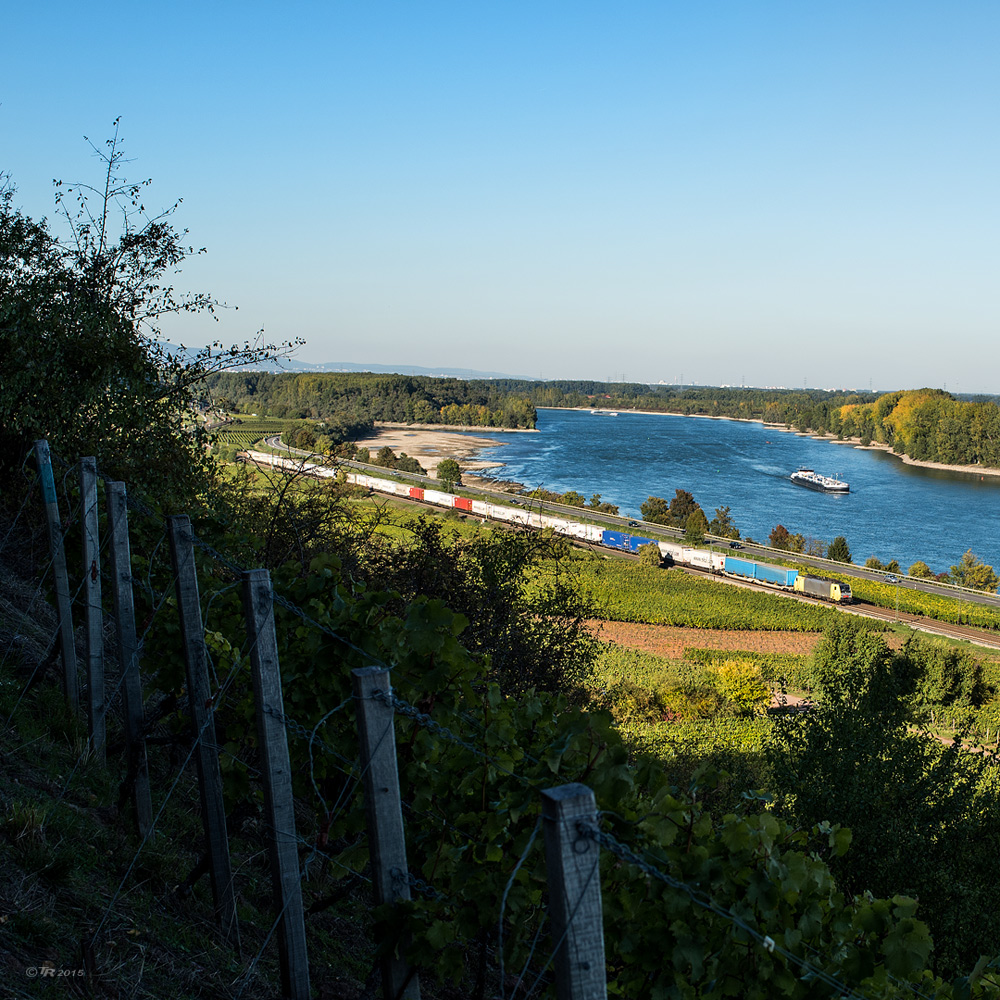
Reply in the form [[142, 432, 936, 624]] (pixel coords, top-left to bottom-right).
[[211, 417, 299, 449], [564, 558, 839, 630]]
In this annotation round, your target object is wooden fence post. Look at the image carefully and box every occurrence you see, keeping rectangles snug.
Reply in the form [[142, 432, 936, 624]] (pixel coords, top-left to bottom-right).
[[352, 666, 420, 1000], [79, 457, 105, 760], [33, 440, 78, 710], [541, 783, 607, 1000], [242, 568, 310, 1000], [105, 481, 154, 838], [168, 515, 239, 950]]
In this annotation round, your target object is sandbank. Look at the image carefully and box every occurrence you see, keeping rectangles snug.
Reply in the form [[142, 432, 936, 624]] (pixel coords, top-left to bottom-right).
[[351, 424, 511, 478]]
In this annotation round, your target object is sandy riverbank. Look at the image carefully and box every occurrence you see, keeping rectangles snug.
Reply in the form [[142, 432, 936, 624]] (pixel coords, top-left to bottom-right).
[[351, 425, 512, 479]]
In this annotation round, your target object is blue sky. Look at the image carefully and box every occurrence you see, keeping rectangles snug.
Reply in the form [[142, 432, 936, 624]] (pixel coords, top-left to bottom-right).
[[4, 2, 998, 390]]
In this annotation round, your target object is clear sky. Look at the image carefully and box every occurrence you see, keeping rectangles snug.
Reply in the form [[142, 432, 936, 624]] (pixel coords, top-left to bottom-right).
[[4, 2, 998, 390]]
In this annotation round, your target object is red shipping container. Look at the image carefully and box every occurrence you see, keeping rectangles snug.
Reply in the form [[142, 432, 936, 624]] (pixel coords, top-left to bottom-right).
[[409, 487, 424, 500], [453, 497, 472, 511]]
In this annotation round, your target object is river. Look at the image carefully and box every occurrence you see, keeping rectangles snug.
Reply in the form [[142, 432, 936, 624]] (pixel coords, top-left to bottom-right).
[[472, 407, 1000, 576]]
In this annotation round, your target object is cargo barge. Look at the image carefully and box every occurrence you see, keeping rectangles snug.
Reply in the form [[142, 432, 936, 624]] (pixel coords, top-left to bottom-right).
[[790, 468, 850, 493]]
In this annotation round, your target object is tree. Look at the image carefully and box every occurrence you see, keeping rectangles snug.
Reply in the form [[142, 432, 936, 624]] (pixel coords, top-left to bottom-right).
[[949, 549, 999, 592], [708, 505, 739, 539], [769, 524, 791, 549], [374, 445, 396, 468], [637, 542, 661, 567], [667, 488, 700, 526], [0, 124, 296, 498], [685, 508, 709, 543], [640, 495, 671, 524], [767, 617, 1000, 976], [827, 536, 852, 563], [909, 560, 934, 579], [436, 458, 462, 489]]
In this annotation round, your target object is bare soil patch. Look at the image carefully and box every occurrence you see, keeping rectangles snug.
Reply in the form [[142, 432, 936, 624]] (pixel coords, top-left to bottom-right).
[[585, 620, 823, 658]]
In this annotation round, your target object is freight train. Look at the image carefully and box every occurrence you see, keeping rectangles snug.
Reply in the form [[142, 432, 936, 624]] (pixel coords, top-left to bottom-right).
[[245, 451, 853, 603]]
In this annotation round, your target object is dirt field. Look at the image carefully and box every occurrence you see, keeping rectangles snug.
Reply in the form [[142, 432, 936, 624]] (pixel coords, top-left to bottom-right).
[[585, 620, 823, 658]]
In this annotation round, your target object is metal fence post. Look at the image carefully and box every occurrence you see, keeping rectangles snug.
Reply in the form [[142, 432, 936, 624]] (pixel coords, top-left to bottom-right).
[[541, 783, 607, 1000], [352, 666, 420, 1000], [79, 457, 105, 760], [242, 568, 310, 1000], [168, 515, 239, 950], [33, 440, 78, 710], [105, 481, 153, 837]]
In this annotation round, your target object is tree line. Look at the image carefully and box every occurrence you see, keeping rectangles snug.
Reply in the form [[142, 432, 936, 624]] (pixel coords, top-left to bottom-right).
[[203, 371, 537, 429]]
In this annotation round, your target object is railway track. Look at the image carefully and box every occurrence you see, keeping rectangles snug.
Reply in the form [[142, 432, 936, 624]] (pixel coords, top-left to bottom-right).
[[682, 564, 1000, 650]]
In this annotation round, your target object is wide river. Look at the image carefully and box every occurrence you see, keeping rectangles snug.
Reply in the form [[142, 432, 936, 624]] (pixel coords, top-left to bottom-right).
[[473, 407, 1000, 576]]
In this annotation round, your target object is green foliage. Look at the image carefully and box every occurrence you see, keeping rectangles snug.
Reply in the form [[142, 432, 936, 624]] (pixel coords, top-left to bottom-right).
[[708, 504, 740, 539], [950, 550, 999, 593], [910, 560, 935, 579], [203, 370, 537, 428], [436, 457, 462, 489], [767, 617, 1000, 977], [640, 494, 671, 523], [0, 133, 293, 500], [636, 541, 661, 567], [712, 658, 771, 715], [827, 535, 852, 563], [684, 507, 709, 543]]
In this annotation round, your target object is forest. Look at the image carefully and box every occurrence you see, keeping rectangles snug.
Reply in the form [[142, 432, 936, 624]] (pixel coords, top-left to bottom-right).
[[202, 371, 538, 429]]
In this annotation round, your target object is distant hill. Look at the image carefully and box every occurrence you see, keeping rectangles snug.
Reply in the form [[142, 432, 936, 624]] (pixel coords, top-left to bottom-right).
[[265, 359, 537, 380]]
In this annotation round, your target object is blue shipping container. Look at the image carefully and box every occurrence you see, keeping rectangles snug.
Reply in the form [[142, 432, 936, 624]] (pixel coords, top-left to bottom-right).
[[753, 563, 798, 587], [724, 556, 797, 588], [724, 556, 757, 578], [602, 530, 627, 550], [627, 535, 657, 552]]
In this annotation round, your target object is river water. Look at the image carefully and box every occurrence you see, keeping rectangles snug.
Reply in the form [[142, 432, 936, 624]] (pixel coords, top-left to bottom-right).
[[472, 407, 1000, 576]]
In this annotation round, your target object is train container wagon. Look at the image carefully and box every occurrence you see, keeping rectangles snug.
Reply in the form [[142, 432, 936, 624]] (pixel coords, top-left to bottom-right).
[[724, 557, 798, 589], [685, 548, 715, 570], [794, 576, 853, 603], [453, 497, 473, 512], [753, 562, 799, 588], [471, 499, 491, 516], [423, 489, 455, 507], [602, 529, 628, 550], [658, 541, 685, 564], [408, 487, 425, 501]]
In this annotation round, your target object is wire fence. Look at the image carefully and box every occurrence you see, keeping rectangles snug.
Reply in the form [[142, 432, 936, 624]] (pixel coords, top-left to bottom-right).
[[0, 440, 975, 1000]]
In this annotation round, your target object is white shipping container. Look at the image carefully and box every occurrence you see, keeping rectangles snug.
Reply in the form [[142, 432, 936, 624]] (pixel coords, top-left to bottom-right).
[[471, 500, 491, 516], [686, 548, 712, 569], [423, 489, 453, 507]]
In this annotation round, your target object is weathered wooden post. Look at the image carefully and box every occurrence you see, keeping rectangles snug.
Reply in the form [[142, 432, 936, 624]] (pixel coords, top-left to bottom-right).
[[105, 481, 154, 837], [352, 666, 420, 1000], [79, 457, 105, 760], [541, 783, 607, 1000], [168, 515, 239, 950], [33, 440, 78, 710], [242, 568, 310, 1000]]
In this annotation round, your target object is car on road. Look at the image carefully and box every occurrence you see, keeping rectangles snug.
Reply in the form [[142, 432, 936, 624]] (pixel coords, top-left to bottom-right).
[[884, 574, 900, 584], [729, 541, 743, 549], [627, 520, 639, 527]]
